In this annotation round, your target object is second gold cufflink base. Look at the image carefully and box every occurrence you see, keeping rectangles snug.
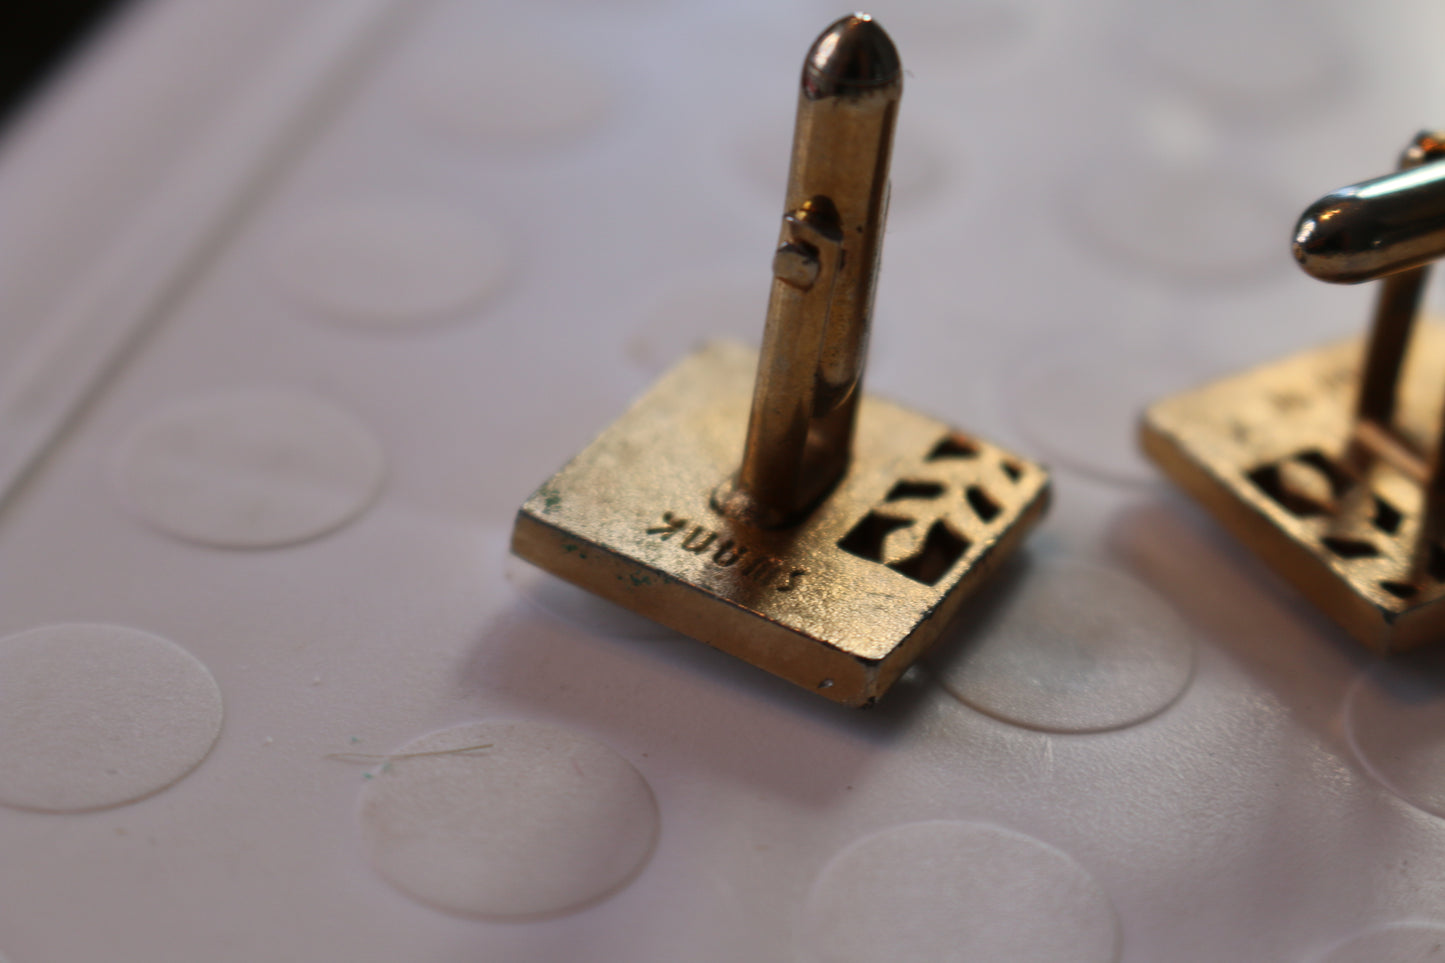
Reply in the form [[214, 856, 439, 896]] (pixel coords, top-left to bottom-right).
[[1143, 324, 1445, 652]]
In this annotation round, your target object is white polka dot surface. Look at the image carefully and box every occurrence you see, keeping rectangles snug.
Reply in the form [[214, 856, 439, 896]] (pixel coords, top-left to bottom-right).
[[358, 721, 658, 920], [1317, 922, 1445, 962], [933, 561, 1196, 733], [114, 390, 385, 549], [403, 26, 615, 147], [0, 624, 223, 812], [848, 0, 1037, 69], [627, 272, 765, 375], [0, 0, 1440, 960], [800, 821, 1119, 963], [1004, 336, 1221, 485], [1124, 0, 1343, 122], [1345, 651, 1445, 820], [270, 200, 510, 330], [1062, 156, 1289, 283]]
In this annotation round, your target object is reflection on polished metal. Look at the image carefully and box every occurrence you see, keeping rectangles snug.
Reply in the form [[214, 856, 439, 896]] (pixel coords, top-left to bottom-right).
[[1294, 132, 1445, 284], [1143, 131, 1445, 652], [718, 15, 900, 529], [510, 15, 1050, 706], [1297, 133, 1445, 439]]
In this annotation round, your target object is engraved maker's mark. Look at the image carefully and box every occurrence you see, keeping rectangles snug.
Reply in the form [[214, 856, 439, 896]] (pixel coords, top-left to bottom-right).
[[645, 514, 686, 539], [645, 512, 806, 592]]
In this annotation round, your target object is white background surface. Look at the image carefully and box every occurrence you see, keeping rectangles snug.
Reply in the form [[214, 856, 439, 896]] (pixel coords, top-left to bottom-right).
[[3, 0, 1445, 960]]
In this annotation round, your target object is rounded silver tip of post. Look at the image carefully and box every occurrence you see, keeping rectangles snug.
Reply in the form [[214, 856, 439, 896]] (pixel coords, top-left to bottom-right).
[[803, 13, 901, 99], [1293, 139, 1445, 284], [1291, 194, 1363, 283]]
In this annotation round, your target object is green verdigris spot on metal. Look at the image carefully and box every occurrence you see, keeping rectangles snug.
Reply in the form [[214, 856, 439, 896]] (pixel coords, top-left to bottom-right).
[[536, 484, 562, 514]]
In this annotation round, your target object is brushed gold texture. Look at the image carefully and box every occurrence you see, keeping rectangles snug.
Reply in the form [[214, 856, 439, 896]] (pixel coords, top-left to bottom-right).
[[513, 343, 1049, 706], [1142, 325, 1445, 652]]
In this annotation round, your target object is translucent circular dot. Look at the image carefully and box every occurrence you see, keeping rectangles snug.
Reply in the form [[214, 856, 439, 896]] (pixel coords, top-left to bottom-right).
[[1004, 338, 1214, 485], [800, 821, 1119, 963], [405, 32, 613, 146], [1126, 1, 1342, 122], [1345, 649, 1445, 820], [932, 562, 1195, 733], [115, 390, 385, 549], [271, 200, 510, 329], [627, 273, 765, 375], [506, 553, 683, 641], [0, 624, 223, 813], [1318, 921, 1445, 962], [358, 721, 658, 920], [1063, 158, 1288, 283]]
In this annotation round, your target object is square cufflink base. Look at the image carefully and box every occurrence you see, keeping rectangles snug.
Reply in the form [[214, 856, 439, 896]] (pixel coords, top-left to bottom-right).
[[511, 342, 1050, 706], [1142, 324, 1445, 653]]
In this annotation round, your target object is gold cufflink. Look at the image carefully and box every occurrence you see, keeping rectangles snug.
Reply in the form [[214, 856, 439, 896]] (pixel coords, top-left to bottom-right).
[[511, 14, 1050, 705], [1143, 130, 1445, 652]]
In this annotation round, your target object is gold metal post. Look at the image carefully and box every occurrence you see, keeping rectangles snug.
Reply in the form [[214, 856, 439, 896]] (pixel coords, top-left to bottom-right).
[[718, 14, 902, 529]]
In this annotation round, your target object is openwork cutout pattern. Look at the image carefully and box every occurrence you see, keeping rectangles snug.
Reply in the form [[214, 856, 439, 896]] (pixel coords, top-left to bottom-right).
[[839, 432, 1024, 586], [1246, 447, 1443, 603]]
